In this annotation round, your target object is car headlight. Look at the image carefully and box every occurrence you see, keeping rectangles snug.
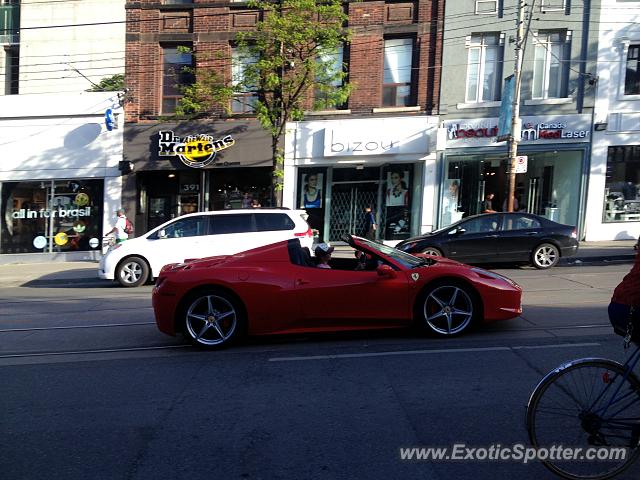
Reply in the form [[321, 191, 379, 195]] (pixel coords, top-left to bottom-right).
[[399, 242, 416, 252], [471, 267, 519, 288]]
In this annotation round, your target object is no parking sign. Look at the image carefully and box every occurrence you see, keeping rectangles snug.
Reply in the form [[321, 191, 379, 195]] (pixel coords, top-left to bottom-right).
[[515, 155, 528, 174]]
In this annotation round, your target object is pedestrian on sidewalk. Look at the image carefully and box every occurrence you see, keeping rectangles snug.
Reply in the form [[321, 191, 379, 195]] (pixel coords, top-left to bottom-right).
[[106, 208, 129, 244], [361, 205, 377, 241]]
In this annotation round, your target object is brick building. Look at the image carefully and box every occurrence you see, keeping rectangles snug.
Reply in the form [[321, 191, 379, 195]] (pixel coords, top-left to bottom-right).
[[123, 0, 444, 241]]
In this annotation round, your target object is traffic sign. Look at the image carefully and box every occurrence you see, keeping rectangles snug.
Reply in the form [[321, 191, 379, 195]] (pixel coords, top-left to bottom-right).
[[515, 155, 528, 173]]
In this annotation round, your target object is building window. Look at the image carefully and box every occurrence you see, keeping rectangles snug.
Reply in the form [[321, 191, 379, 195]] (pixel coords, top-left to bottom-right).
[[603, 146, 640, 223], [315, 45, 346, 110], [0, 179, 105, 254], [231, 47, 258, 114], [4, 46, 19, 95], [383, 38, 414, 107], [465, 33, 502, 103], [161, 45, 194, 115], [625, 45, 640, 95], [475, 0, 498, 14], [532, 31, 570, 99], [540, 0, 565, 12]]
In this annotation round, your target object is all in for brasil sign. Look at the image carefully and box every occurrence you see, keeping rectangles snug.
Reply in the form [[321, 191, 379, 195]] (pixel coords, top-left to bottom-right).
[[158, 131, 235, 168]]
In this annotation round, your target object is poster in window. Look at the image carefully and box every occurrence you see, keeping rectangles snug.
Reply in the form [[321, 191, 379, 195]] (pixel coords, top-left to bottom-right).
[[442, 179, 462, 226], [300, 173, 323, 209], [385, 169, 410, 207]]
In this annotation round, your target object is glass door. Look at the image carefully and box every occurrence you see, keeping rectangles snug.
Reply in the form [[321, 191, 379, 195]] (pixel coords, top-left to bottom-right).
[[329, 182, 380, 241]]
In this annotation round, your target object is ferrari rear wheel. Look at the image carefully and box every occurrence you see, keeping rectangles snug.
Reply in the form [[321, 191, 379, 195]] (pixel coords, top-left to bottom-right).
[[182, 290, 244, 348], [421, 247, 443, 257], [418, 282, 478, 336]]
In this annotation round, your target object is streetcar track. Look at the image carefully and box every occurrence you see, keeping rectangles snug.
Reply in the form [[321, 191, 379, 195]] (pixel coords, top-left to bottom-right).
[[0, 321, 612, 334]]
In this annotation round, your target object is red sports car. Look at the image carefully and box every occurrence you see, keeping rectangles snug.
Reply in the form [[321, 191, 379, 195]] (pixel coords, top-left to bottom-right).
[[152, 235, 522, 348]]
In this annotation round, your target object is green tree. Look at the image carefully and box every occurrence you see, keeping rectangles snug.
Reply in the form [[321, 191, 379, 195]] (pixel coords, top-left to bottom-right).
[[177, 0, 352, 206], [87, 74, 125, 92]]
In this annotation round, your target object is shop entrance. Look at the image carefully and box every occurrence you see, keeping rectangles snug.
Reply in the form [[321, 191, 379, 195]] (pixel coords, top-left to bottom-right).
[[441, 150, 583, 228], [329, 181, 381, 241]]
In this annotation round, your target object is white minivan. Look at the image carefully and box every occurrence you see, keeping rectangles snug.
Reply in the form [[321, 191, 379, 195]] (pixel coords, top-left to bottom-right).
[[99, 209, 313, 287]]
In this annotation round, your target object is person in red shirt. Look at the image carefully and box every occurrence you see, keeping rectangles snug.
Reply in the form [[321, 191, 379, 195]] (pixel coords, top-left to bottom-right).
[[609, 240, 640, 340]]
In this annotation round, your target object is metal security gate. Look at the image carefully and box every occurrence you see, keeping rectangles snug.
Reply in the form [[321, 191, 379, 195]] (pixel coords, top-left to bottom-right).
[[329, 182, 381, 241]]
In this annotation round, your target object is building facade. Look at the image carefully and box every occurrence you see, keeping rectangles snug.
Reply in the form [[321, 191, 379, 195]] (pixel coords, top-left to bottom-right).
[[0, 0, 125, 261], [124, 0, 444, 239], [585, 0, 640, 241], [438, 0, 600, 238]]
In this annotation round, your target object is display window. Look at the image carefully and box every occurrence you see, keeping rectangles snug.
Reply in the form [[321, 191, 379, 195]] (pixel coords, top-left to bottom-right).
[[1, 179, 104, 254], [440, 151, 582, 228], [603, 146, 640, 223]]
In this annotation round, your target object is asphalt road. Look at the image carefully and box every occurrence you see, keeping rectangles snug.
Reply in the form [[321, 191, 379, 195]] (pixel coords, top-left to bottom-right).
[[1, 263, 639, 480]]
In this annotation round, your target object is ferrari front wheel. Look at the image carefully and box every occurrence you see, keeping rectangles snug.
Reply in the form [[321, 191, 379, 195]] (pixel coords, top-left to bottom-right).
[[182, 290, 244, 349], [418, 282, 478, 336]]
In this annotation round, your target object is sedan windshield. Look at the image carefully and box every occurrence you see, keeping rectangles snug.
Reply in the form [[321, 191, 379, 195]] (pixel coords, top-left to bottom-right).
[[357, 238, 425, 269]]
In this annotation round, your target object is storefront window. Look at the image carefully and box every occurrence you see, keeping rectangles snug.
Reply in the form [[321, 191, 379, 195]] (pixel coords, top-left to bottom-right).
[[603, 146, 640, 223], [441, 150, 582, 227], [1, 179, 104, 254], [303, 165, 416, 243]]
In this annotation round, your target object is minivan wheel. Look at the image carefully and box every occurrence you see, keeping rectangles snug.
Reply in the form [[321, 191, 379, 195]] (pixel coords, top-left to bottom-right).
[[116, 256, 149, 287], [532, 243, 560, 269]]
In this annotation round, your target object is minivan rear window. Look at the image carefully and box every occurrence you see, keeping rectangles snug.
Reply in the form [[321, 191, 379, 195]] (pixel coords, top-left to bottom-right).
[[211, 214, 255, 234], [255, 213, 295, 232]]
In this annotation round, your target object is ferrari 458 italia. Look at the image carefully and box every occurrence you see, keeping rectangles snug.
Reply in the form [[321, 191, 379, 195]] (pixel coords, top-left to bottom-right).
[[152, 235, 522, 348]]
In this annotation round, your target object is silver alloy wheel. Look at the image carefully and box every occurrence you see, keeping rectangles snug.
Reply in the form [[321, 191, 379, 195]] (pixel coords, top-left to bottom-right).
[[185, 295, 237, 346], [120, 261, 143, 285], [422, 247, 442, 257], [423, 285, 474, 335], [533, 244, 558, 269]]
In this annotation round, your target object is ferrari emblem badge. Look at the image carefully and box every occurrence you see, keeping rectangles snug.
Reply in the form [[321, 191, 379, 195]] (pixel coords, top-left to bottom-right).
[[411, 273, 420, 281]]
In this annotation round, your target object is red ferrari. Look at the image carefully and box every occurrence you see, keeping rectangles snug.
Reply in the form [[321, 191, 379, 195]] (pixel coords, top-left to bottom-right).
[[152, 235, 522, 348]]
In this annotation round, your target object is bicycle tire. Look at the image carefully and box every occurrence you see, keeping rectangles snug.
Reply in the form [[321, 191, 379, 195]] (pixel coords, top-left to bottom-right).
[[527, 358, 640, 480]]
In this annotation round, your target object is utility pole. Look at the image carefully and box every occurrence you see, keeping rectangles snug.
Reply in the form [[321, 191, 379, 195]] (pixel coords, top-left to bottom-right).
[[507, 0, 526, 213]]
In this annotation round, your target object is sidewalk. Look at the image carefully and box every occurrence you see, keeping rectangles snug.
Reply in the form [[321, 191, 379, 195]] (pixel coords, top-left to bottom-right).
[[0, 240, 636, 288]]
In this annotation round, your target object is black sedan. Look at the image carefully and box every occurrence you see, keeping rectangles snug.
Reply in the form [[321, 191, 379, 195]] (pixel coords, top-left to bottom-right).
[[396, 212, 579, 269]]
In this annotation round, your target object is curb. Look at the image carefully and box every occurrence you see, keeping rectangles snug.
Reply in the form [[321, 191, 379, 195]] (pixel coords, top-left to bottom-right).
[[1, 254, 634, 288]]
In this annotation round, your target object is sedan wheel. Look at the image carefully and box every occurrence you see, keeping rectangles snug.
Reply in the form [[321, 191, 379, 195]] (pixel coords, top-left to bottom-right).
[[420, 284, 476, 336], [421, 247, 443, 257], [116, 256, 149, 287], [532, 243, 560, 269], [184, 292, 241, 348]]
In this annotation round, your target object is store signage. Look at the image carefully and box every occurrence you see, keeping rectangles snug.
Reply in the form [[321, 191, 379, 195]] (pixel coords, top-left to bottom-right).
[[158, 131, 235, 168], [11, 207, 92, 219], [444, 115, 591, 146], [323, 121, 433, 157]]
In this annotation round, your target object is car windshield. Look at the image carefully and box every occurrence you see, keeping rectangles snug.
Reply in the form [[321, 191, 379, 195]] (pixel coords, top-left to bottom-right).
[[357, 237, 425, 269]]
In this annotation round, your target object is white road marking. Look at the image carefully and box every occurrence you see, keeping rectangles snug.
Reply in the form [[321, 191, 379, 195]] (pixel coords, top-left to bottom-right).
[[268, 342, 601, 362]]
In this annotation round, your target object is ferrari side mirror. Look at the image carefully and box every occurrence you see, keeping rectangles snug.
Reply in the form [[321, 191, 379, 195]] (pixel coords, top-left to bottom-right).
[[158, 229, 167, 239], [376, 264, 396, 279]]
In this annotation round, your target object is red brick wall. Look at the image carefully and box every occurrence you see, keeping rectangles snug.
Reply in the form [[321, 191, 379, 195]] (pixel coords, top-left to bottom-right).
[[124, 0, 443, 122]]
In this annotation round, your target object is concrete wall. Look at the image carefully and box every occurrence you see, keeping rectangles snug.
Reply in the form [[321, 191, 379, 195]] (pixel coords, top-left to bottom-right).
[[17, 0, 125, 95], [440, 0, 600, 119], [585, 0, 640, 240], [0, 91, 124, 238]]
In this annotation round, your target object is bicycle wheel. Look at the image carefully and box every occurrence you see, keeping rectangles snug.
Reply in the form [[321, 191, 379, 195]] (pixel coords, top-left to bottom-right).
[[527, 358, 640, 479]]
